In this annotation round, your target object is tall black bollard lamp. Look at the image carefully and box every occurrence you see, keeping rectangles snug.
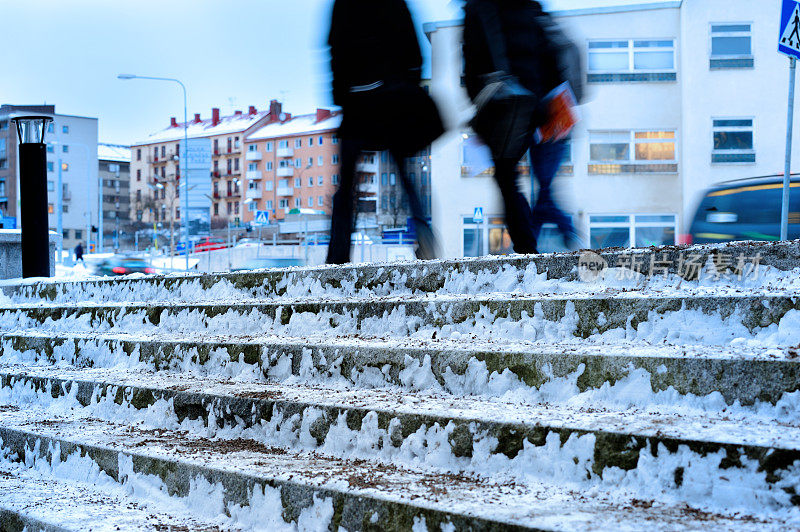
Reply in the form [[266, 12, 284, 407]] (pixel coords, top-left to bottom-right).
[[11, 116, 53, 278]]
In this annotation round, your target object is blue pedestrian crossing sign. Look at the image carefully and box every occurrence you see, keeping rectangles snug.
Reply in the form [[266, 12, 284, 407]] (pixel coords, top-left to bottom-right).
[[779, 0, 800, 59], [254, 210, 269, 226], [473, 207, 484, 223]]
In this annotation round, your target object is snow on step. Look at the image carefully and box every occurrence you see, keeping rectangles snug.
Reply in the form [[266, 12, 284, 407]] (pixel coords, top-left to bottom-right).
[[2, 240, 799, 306], [0, 406, 794, 531]]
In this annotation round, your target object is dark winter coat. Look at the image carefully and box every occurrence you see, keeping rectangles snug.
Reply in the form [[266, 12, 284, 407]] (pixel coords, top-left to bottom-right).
[[328, 0, 422, 108], [463, 0, 562, 102], [328, 0, 443, 154]]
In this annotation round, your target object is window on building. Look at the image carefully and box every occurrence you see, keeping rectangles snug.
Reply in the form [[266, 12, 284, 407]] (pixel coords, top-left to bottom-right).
[[389, 173, 396, 186], [332, 154, 340, 164], [306, 177, 312, 187], [318, 196, 324, 206], [47, 181, 55, 192], [266, 142, 273, 152], [265, 180, 273, 191], [62, 204, 68, 213], [266, 161, 274, 171], [137, 149, 141, 161], [46, 144, 54, 153], [589, 214, 677, 249], [136, 190, 142, 201], [332, 174, 340, 185], [266, 200, 273, 209], [295, 158, 302, 168], [279, 179, 289, 188], [295, 177, 302, 187], [318, 156, 324, 167], [309, 137, 314, 146], [225, 203, 232, 215], [214, 203, 219, 216], [62, 145, 68, 153], [279, 140, 288, 149], [308, 157, 314, 167], [234, 202, 239, 215], [587, 39, 676, 82], [712, 118, 755, 163], [588, 130, 677, 174], [332, 136, 339, 145], [161, 145, 165, 158], [421, 172, 429, 186], [48, 204, 54, 214], [75, 230, 82, 240], [294, 139, 302, 148], [248, 201, 257, 212], [710, 23, 752, 69], [248, 163, 257, 171], [176, 207, 180, 220], [318, 176, 324, 186], [47, 162, 54, 172], [319, 136, 324, 145], [294, 197, 301, 207], [248, 144, 257, 152], [279, 199, 289, 208], [234, 158, 240, 171], [381, 195, 387, 211], [62, 125, 69, 134], [308, 197, 313, 207]]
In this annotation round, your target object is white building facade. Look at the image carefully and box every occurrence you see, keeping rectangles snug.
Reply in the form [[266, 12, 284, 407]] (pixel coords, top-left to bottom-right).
[[426, 0, 795, 258]]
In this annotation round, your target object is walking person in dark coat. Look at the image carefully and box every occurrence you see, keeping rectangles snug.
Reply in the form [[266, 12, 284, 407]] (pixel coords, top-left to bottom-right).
[[464, 0, 577, 254], [74, 243, 84, 264], [326, 0, 444, 264]]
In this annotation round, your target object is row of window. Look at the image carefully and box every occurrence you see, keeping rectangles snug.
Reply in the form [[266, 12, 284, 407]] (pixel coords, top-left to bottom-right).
[[247, 136, 339, 153], [586, 22, 753, 80], [246, 196, 330, 212]]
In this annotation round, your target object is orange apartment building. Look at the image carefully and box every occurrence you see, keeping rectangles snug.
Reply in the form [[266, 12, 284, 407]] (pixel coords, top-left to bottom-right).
[[242, 109, 342, 223], [130, 101, 285, 227]]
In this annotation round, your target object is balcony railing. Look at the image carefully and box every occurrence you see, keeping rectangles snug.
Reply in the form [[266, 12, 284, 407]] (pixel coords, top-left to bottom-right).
[[276, 147, 294, 158], [228, 190, 242, 198], [246, 189, 262, 200], [276, 167, 293, 177], [276, 187, 294, 197], [245, 151, 262, 161], [246, 170, 262, 180], [356, 161, 379, 173]]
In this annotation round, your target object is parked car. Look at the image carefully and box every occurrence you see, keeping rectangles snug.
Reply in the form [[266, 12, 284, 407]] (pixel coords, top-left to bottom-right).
[[232, 258, 305, 271], [193, 237, 227, 252], [94, 256, 156, 276], [688, 176, 800, 244]]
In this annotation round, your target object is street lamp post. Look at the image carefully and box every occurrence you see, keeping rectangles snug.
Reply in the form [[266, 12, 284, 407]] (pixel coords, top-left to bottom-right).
[[118, 74, 189, 271], [11, 116, 53, 278]]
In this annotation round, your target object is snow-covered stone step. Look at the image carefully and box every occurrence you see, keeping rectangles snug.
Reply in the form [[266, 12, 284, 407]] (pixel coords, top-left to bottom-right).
[[2, 294, 799, 343], [3, 240, 798, 305], [2, 365, 799, 488], [3, 332, 799, 407], [0, 441, 246, 531], [0, 408, 795, 531]]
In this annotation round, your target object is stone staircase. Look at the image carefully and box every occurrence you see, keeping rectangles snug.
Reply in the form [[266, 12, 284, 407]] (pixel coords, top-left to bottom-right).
[[0, 240, 799, 531]]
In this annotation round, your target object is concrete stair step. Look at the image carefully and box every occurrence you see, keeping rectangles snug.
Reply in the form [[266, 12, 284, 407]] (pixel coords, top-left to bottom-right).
[[4, 240, 797, 305], [0, 406, 793, 531], [2, 331, 799, 407], [0, 445, 243, 531], [2, 365, 799, 473], [2, 294, 799, 342]]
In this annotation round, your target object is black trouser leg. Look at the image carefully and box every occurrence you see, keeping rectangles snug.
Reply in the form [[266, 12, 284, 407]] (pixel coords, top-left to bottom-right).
[[494, 158, 538, 255], [390, 149, 438, 259], [326, 137, 362, 264]]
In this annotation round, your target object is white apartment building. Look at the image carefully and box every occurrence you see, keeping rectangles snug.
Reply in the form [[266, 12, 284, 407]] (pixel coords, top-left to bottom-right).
[[426, 0, 796, 258], [45, 114, 99, 252]]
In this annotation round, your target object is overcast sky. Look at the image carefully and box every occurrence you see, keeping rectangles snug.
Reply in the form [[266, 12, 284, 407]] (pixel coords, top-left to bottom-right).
[[1, 0, 460, 145]]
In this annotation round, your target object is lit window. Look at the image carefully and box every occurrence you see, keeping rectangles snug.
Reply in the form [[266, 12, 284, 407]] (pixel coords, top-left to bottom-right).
[[62, 163, 69, 172], [589, 130, 677, 174], [712, 118, 755, 163], [711, 23, 752, 69], [48, 204, 54, 214]]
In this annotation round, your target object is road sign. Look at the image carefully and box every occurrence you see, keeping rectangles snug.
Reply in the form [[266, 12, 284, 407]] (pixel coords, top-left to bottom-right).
[[254, 210, 270, 226], [473, 207, 484, 223], [780, 0, 800, 59]]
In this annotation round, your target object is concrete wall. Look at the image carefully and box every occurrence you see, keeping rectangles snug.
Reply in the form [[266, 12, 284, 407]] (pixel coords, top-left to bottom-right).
[[0, 230, 60, 280]]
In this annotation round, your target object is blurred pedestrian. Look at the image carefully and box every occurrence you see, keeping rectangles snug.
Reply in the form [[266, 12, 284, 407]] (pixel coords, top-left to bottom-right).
[[464, 0, 582, 254], [326, 0, 444, 264], [74, 243, 84, 264]]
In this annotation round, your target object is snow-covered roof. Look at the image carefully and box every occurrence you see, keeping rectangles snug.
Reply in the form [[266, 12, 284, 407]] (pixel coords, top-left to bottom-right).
[[246, 114, 342, 141], [98, 143, 131, 163], [136, 110, 271, 146]]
